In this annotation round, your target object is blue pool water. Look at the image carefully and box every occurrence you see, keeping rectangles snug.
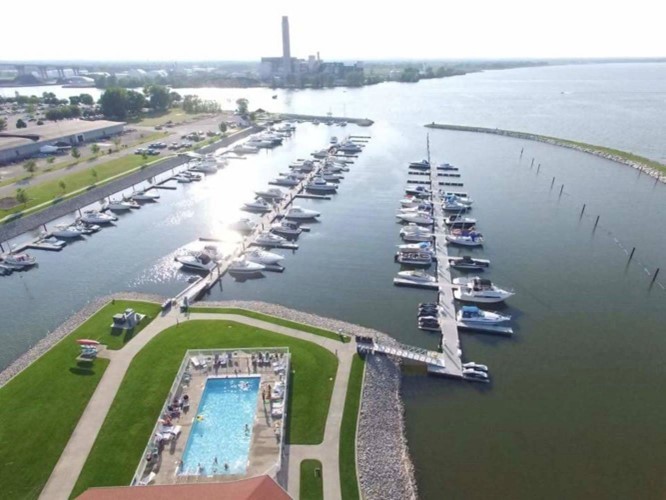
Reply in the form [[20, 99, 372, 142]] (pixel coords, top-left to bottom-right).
[[181, 376, 260, 476]]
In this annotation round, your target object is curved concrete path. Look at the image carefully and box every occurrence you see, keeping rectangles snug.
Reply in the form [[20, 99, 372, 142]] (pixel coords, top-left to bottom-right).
[[39, 309, 355, 500]]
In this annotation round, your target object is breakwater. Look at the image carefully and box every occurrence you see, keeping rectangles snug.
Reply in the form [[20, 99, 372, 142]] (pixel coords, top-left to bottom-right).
[[278, 112, 374, 127], [0, 127, 260, 243], [425, 123, 666, 183]]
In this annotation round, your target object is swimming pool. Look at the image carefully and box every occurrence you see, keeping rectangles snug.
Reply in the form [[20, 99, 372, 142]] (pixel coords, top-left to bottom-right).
[[180, 376, 260, 476]]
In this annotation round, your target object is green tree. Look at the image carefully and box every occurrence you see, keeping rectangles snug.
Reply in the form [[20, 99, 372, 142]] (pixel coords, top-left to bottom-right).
[[145, 84, 170, 111], [126, 90, 146, 116], [46, 157, 55, 164], [218, 122, 227, 134], [79, 93, 94, 106], [71, 147, 81, 159], [0, 117, 6, 132], [112, 137, 121, 150], [236, 98, 249, 115], [41, 92, 59, 104], [58, 180, 66, 193], [15, 188, 28, 204], [90, 144, 100, 155], [69, 96, 81, 106], [99, 87, 129, 120], [90, 168, 98, 181], [23, 160, 37, 174], [169, 91, 182, 104], [16, 118, 27, 128]]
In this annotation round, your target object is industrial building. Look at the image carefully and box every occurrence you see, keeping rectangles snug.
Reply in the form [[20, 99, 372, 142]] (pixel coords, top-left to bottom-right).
[[0, 119, 125, 164]]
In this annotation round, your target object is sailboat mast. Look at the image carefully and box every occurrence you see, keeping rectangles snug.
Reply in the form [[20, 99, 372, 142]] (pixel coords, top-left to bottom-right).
[[426, 133, 431, 165]]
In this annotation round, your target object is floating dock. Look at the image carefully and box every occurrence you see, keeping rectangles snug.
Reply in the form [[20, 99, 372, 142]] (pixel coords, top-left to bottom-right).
[[392, 278, 439, 289]]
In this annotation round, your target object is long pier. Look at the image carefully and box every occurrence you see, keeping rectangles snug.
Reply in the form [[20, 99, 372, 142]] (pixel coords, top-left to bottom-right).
[[429, 165, 464, 377]]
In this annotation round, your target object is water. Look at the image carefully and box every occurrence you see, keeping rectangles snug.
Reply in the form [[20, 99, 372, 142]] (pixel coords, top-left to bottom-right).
[[181, 376, 259, 476], [2, 63, 666, 499]]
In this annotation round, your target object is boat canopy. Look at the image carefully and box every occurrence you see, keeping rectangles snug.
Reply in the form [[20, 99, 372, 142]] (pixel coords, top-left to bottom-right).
[[461, 306, 480, 313]]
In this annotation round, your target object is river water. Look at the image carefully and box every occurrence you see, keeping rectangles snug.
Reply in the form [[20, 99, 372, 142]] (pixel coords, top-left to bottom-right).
[[2, 63, 666, 499]]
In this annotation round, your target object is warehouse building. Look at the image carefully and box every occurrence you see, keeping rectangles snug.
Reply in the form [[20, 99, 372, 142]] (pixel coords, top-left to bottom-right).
[[0, 119, 125, 164]]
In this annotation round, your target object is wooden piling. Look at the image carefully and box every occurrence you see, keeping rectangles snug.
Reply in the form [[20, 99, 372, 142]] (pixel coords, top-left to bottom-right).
[[551, 177, 555, 188], [652, 268, 660, 284], [580, 204, 586, 217], [559, 184, 564, 197], [537, 163, 541, 174], [628, 247, 636, 261], [594, 215, 600, 229]]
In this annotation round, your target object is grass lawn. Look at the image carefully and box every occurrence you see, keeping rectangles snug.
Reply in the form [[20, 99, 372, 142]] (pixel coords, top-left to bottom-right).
[[89, 300, 162, 350], [0, 299, 160, 500], [134, 109, 207, 127], [72, 320, 338, 496], [339, 354, 365, 500], [300, 459, 324, 500], [189, 307, 351, 343]]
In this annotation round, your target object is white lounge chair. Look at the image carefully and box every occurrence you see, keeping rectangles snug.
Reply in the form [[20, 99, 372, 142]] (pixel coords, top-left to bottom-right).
[[138, 471, 156, 486]]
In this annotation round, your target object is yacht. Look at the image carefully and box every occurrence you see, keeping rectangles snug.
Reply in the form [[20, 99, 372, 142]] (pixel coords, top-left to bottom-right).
[[397, 242, 436, 258], [395, 251, 433, 267], [104, 199, 137, 211], [270, 220, 302, 238], [130, 190, 160, 202], [280, 171, 307, 180], [441, 191, 473, 206], [244, 248, 284, 265], [289, 159, 316, 172], [400, 226, 433, 242], [2, 252, 37, 269], [312, 148, 331, 159], [453, 277, 514, 303], [400, 197, 432, 208], [72, 221, 100, 234], [242, 198, 272, 213], [337, 141, 363, 154], [444, 215, 477, 228], [233, 144, 259, 154], [442, 197, 470, 212], [396, 211, 434, 225], [448, 255, 490, 270], [396, 269, 437, 284], [254, 231, 287, 247], [272, 175, 301, 186], [338, 121, 348, 127], [51, 224, 85, 239], [174, 173, 193, 183], [284, 206, 320, 220], [409, 159, 430, 170], [323, 160, 349, 172], [463, 361, 489, 372], [306, 177, 338, 193], [79, 210, 116, 225], [405, 185, 432, 197], [457, 306, 511, 325], [189, 158, 218, 174], [312, 119, 320, 125], [319, 170, 344, 182], [463, 369, 490, 381], [437, 162, 457, 171], [228, 258, 265, 274], [229, 218, 257, 233], [330, 136, 338, 145], [255, 188, 285, 201], [175, 252, 217, 272], [445, 230, 483, 247]]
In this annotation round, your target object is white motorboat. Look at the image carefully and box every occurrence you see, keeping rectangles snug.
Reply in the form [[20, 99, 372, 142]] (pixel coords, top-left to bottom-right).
[[255, 188, 285, 201], [395, 251, 433, 267], [319, 170, 344, 182], [280, 171, 307, 180], [189, 158, 218, 174], [445, 230, 483, 247], [396, 270, 437, 284], [72, 221, 100, 234], [244, 248, 284, 265], [463, 369, 489, 381], [247, 139, 275, 149], [243, 198, 272, 213], [409, 159, 430, 169], [289, 159, 316, 172], [271, 220, 302, 238], [79, 210, 116, 225], [229, 218, 257, 233], [306, 177, 338, 193], [174, 174, 193, 183], [453, 277, 514, 303], [463, 361, 489, 372], [397, 242, 436, 258], [105, 199, 137, 211], [396, 211, 434, 225], [405, 185, 431, 197], [272, 175, 301, 186], [400, 224, 433, 242], [2, 252, 37, 269], [175, 252, 217, 272], [284, 206, 320, 220], [337, 141, 363, 153], [330, 136, 338, 144], [233, 144, 259, 154], [323, 160, 349, 172], [254, 231, 287, 247], [444, 215, 477, 228], [442, 197, 470, 212], [448, 255, 490, 270], [441, 191, 473, 206], [51, 224, 85, 239], [457, 306, 511, 325], [131, 190, 160, 202], [312, 148, 331, 158], [228, 258, 265, 274]]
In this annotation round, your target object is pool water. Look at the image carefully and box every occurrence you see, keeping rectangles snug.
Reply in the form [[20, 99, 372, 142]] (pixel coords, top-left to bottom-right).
[[181, 376, 260, 476]]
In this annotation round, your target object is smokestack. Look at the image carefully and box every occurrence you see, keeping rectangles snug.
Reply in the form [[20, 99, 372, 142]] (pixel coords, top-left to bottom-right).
[[282, 16, 291, 77]]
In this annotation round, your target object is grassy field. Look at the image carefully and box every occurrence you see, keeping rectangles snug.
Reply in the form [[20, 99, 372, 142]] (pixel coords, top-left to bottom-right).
[[339, 354, 365, 500], [72, 320, 338, 496], [92, 300, 162, 350], [0, 299, 159, 500], [133, 109, 206, 127], [300, 459, 324, 500], [188, 307, 351, 343]]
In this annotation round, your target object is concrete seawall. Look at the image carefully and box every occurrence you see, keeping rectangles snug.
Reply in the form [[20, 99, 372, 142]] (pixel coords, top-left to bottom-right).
[[278, 113, 374, 127], [0, 127, 260, 243], [425, 123, 666, 184]]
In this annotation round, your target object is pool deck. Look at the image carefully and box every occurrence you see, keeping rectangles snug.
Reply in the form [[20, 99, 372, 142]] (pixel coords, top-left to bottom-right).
[[39, 310, 354, 500]]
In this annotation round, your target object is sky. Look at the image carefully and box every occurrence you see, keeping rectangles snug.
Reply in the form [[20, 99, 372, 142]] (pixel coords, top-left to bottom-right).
[[2, 0, 665, 61]]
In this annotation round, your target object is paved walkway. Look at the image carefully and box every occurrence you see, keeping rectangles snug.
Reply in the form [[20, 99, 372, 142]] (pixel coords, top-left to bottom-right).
[[39, 309, 356, 500]]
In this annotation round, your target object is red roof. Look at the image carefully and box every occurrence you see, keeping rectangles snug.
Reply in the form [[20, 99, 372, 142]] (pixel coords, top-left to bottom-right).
[[77, 476, 292, 500]]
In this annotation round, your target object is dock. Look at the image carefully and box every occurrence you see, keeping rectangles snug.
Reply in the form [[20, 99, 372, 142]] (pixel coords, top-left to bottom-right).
[[392, 278, 439, 289], [429, 160, 464, 378], [294, 194, 332, 200]]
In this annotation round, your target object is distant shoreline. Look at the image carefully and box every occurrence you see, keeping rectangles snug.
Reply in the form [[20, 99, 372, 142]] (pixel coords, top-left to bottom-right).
[[425, 123, 666, 183]]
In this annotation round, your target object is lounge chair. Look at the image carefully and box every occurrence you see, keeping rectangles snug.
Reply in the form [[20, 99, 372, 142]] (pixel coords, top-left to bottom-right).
[[138, 471, 157, 486], [169, 425, 182, 438]]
